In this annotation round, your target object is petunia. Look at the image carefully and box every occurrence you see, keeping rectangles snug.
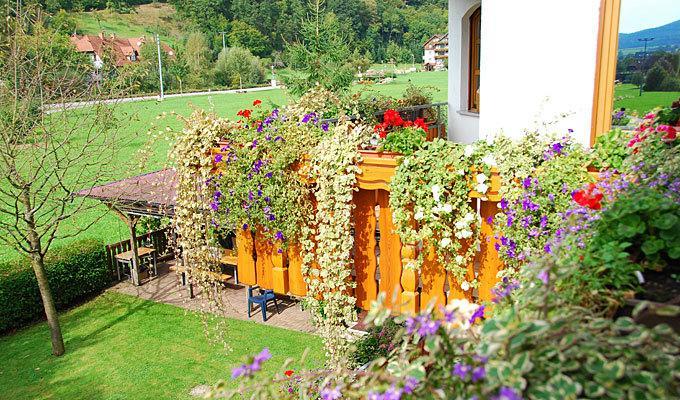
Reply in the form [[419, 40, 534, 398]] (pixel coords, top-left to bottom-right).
[[469, 305, 485, 324]]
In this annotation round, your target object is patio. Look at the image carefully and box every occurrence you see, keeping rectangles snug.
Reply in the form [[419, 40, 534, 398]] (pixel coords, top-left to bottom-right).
[[111, 259, 316, 333]]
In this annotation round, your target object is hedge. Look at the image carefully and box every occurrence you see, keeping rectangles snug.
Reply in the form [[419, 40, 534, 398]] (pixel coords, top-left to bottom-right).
[[0, 239, 113, 333]]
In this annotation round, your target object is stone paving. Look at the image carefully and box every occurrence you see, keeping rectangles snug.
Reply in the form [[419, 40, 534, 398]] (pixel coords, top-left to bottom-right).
[[111, 260, 316, 333]]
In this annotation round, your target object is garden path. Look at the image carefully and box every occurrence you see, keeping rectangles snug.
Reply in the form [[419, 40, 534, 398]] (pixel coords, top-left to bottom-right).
[[111, 260, 316, 333]]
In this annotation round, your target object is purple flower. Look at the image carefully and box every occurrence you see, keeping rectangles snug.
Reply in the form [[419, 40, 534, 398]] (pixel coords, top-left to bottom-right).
[[402, 377, 419, 394], [471, 366, 486, 382], [275, 231, 285, 241], [251, 139, 258, 149], [257, 123, 264, 133], [231, 348, 271, 379], [320, 386, 342, 400], [417, 318, 441, 336], [301, 112, 316, 123], [522, 177, 532, 189], [539, 215, 548, 228], [214, 153, 223, 163], [486, 215, 494, 224], [321, 122, 330, 132], [253, 159, 264, 173], [242, 223, 249, 231], [210, 201, 219, 211], [500, 198, 509, 209], [469, 305, 485, 324], [271, 109, 279, 118], [264, 172, 273, 179], [452, 363, 471, 379], [537, 269, 549, 284], [543, 243, 552, 254], [492, 387, 522, 400], [551, 142, 564, 154]]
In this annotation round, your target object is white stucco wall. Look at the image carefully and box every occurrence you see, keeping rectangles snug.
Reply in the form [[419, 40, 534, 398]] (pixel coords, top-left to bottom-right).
[[448, 0, 481, 143], [448, 0, 602, 146]]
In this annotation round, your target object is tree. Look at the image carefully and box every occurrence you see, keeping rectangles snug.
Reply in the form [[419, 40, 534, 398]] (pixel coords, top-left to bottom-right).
[[283, 0, 353, 95], [645, 63, 669, 91], [0, 7, 126, 356], [184, 32, 212, 88], [213, 47, 266, 88], [227, 20, 270, 57]]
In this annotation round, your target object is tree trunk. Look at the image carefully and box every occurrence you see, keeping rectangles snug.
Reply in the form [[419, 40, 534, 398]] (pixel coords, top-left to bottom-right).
[[20, 188, 65, 356], [30, 253, 65, 356]]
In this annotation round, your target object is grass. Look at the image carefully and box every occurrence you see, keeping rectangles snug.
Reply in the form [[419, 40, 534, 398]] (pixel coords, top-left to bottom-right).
[[74, 4, 186, 46], [0, 291, 325, 399], [614, 83, 680, 114], [0, 69, 447, 262]]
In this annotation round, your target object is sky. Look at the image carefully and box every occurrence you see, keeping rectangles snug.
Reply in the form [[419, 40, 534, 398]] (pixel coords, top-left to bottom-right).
[[619, 0, 680, 33]]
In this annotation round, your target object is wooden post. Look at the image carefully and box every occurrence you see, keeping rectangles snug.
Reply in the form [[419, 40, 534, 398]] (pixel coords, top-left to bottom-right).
[[271, 240, 289, 294], [128, 215, 141, 286], [400, 243, 420, 315], [477, 200, 503, 302], [236, 228, 257, 285]]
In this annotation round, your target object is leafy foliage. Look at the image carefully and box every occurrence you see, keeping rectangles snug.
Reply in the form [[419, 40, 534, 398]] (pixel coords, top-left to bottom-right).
[[213, 47, 266, 88], [0, 240, 110, 332], [591, 128, 631, 171]]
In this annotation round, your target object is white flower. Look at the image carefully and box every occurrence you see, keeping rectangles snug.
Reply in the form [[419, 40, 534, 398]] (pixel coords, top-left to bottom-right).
[[476, 173, 488, 184], [475, 183, 489, 194], [481, 154, 497, 167], [414, 210, 424, 220], [442, 203, 453, 213], [464, 145, 474, 157], [461, 281, 470, 291], [455, 255, 465, 264], [456, 229, 473, 239], [440, 237, 452, 248], [431, 185, 441, 203], [457, 169, 465, 176]]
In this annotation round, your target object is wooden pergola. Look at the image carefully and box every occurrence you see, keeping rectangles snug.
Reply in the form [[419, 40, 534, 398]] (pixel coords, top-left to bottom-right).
[[76, 169, 177, 285]]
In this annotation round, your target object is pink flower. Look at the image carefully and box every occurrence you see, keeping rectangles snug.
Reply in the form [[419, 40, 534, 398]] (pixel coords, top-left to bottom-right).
[[644, 112, 656, 120]]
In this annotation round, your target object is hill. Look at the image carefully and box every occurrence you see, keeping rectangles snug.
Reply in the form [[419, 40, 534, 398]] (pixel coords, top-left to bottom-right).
[[74, 3, 185, 45], [618, 19, 680, 51]]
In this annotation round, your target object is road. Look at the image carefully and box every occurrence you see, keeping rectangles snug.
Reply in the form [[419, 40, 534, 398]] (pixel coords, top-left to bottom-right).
[[45, 84, 282, 113]]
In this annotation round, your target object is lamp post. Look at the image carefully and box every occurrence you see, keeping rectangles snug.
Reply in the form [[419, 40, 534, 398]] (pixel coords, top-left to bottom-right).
[[155, 34, 164, 100], [637, 37, 654, 96]]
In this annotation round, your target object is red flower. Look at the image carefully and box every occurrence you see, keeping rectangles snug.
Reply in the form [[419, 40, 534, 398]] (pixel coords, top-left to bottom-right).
[[657, 125, 677, 142], [253, 99, 262, 107], [374, 122, 388, 139], [382, 109, 404, 127], [284, 370, 294, 377], [572, 183, 603, 210], [414, 117, 428, 131], [237, 109, 252, 118]]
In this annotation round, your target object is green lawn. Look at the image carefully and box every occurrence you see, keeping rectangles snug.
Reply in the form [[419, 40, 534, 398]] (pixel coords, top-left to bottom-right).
[[614, 83, 680, 114], [0, 292, 324, 399], [0, 70, 447, 262]]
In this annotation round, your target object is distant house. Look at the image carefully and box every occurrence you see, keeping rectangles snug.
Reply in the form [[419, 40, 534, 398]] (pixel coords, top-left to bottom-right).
[[69, 32, 175, 68], [423, 34, 449, 71]]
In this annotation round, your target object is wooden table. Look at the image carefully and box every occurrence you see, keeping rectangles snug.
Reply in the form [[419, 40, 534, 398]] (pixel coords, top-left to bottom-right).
[[114, 247, 157, 285]]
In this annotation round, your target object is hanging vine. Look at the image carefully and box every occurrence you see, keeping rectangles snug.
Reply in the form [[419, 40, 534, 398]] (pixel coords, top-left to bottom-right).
[[301, 120, 367, 366]]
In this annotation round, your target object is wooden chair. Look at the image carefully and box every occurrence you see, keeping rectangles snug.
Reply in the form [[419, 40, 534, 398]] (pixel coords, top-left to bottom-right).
[[247, 286, 279, 321]]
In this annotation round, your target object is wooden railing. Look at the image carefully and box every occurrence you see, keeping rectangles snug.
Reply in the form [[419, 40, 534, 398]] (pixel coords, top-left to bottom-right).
[[232, 152, 504, 315], [105, 227, 173, 280]]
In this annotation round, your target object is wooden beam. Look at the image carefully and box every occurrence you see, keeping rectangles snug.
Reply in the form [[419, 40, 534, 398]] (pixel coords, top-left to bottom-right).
[[591, 0, 622, 145]]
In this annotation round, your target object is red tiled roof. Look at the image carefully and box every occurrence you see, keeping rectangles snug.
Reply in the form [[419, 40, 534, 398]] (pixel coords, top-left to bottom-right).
[[69, 34, 174, 67]]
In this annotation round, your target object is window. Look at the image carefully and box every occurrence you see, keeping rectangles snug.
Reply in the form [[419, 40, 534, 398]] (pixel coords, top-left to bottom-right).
[[468, 8, 481, 112]]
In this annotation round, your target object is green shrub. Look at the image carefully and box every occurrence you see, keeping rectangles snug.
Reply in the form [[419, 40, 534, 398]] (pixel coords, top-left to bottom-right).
[[644, 63, 669, 91], [660, 76, 680, 92], [0, 239, 112, 333], [213, 47, 266, 88], [350, 318, 401, 367]]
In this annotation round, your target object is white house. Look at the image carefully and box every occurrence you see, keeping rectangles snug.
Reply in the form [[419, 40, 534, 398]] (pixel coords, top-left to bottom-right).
[[423, 34, 449, 70], [447, 0, 620, 146]]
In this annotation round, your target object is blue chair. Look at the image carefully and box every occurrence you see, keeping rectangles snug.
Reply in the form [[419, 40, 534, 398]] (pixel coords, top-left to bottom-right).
[[247, 286, 279, 321]]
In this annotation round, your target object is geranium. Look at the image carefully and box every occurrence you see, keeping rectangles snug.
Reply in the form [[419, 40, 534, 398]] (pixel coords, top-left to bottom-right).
[[572, 183, 603, 210], [657, 125, 677, 142], [237, 109, 253, 119], [253, 99, 262, 106]]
